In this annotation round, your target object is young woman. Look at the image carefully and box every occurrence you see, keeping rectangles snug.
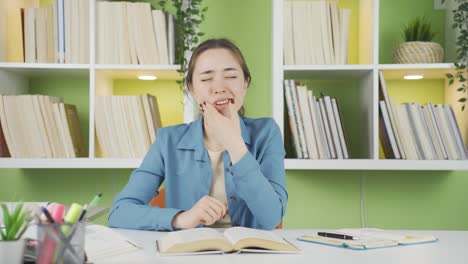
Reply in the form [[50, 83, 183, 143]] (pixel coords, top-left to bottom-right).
[[108, 38, 287, 230]]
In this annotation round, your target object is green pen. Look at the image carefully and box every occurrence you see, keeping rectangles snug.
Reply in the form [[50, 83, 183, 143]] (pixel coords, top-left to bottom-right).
[[88, 193, 102, 209]]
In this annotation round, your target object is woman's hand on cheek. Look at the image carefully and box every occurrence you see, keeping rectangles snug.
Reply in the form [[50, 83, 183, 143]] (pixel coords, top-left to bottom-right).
[[203, 101, 248, 164], [202, 100, 244, 151]]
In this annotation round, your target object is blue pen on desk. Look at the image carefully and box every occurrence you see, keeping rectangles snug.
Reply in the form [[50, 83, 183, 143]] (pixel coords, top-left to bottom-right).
[[41, 207, 55, 223]]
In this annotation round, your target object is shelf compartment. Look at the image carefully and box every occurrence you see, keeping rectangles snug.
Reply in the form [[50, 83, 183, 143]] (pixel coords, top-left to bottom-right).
[[283, 70, 375, 160], [93, 69, 183, 158]]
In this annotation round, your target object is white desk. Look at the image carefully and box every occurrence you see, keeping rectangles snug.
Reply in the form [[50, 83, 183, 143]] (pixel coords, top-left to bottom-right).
[[93, 228, 468, 264]]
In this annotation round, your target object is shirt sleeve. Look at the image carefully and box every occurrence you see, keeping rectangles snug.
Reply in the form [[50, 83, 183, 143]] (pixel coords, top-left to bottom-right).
[[229, 119, 287, 230], [107, 129, 183, 231]]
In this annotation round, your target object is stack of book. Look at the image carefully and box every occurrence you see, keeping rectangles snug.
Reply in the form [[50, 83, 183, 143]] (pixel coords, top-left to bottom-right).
[[95, 94, 161, 158], [284, 0, 350, 65], [379, 71, 468, 160], [284, 80, 349, 159], [20, 0, 89, 63], [0, 95, 85, 158], [96, 1, 173, 65]]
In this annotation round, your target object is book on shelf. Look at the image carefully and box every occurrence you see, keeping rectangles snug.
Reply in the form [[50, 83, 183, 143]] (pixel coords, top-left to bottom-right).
[[297, 84, 319, 159], [0, 94, 84, 158], [379, 100, 400, 159], [0, 121, 10, 157], [331, 97, 349, 159], [63, 104, 86, 157], [323, 95, 343, 159], [96, 1, 173, 65], [318, 97, 337, 158], [284, 0, 350, 65], [308, 91, 330, 159], [0, 0, 40, 63], [284, 80, 350, 159], [284, 80, 302, 159], [95, 94, 161, 158], [378, 71, 403, 159], [298, 228, 437, 250], [156, 227, 301, 256], [444, 104, 468, 159]]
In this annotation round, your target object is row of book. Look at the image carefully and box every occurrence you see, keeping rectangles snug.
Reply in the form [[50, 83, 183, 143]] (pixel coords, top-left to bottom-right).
[[379, 72, 467, 160], [284, 0, 350, 65], [23, 0, 89, 64], [96, 1, 173, 65], [0, 95, 85, 158], [95, 95, 162, 158], [284, 80, 349, 159]]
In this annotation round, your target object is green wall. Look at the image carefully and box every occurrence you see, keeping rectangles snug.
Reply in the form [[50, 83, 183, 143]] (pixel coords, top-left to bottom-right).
[[1, 0, 467, 230]]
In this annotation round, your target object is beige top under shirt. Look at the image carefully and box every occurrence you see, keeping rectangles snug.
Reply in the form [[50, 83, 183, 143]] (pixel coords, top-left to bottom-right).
[[207, 149, 231, 228]]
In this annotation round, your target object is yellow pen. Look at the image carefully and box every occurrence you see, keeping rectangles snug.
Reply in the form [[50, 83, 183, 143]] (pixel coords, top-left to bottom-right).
[[61, 203, 83, 236]]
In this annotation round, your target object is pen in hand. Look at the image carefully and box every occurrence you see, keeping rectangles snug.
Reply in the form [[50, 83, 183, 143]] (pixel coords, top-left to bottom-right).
[[317, 232, 358, 240]]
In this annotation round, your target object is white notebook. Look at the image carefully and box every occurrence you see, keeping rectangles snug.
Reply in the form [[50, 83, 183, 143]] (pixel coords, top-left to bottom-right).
[[85, 224, 141, 262]]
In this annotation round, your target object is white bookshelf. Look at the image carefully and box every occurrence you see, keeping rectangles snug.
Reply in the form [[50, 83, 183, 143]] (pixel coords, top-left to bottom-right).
[[0, 0, 186, 168], [272, 0, 467, 170], [0, 158, 142, 168]]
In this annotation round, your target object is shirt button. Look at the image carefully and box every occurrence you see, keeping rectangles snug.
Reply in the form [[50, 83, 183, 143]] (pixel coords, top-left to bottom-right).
[[225, 168, 230, 172], [230, 171, 234, 176], [229, 195, 236, 201]]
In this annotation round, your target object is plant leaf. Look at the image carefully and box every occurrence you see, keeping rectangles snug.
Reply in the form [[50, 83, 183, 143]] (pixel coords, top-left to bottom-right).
[[457, 87, 464, 91], [7, 211, 26, 240], [1, 204, 11, 231], [458, 98, 467, 103], [15, 220, 30, 240], [446, 73, 454, 78], [449, 79, 455, 85]]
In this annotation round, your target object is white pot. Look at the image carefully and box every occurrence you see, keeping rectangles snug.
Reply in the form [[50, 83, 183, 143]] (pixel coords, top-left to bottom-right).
[[0, 239, 25, 264]]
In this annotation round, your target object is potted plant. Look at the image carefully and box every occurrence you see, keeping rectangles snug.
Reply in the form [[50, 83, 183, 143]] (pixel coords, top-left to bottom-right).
[[0, 203, 30, 264], [444, 0, 467, 111], [392, 16, 444, 63]]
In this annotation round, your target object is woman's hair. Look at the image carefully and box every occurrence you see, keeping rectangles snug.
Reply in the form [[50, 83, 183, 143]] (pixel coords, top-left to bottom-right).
[[186, 38, 251, 116]]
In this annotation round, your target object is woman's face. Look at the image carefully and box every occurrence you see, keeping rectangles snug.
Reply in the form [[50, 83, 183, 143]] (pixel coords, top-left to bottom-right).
[[190, 48, 248, 117]]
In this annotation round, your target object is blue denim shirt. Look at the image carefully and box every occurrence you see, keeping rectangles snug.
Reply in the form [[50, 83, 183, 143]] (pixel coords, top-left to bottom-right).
[[108, 116, 287, 231]]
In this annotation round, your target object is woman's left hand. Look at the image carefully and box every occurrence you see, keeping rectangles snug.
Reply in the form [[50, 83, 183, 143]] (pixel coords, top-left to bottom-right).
[[202, 100, 247, 163]]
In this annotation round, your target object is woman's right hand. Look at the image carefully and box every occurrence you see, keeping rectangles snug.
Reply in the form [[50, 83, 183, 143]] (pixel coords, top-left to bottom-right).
[[171, 195, 227, 229]]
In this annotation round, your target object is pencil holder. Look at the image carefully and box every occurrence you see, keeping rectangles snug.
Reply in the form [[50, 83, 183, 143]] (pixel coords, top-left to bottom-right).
[[36, 222, 86, 264]]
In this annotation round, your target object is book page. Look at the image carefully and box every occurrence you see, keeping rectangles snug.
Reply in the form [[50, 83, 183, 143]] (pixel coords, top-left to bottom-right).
[[224, 227, 285, 245], [158, 228, 231, 254], [224, 227, 298, 252]]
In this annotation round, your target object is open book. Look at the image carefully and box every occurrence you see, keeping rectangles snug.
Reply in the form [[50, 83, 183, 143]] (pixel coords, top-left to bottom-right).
[[298, 228, 437, 250], [156, 226, 301, 255]]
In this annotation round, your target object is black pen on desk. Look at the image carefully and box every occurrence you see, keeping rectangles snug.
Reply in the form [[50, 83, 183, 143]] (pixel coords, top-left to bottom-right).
[[317, 232, 358, 240]]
